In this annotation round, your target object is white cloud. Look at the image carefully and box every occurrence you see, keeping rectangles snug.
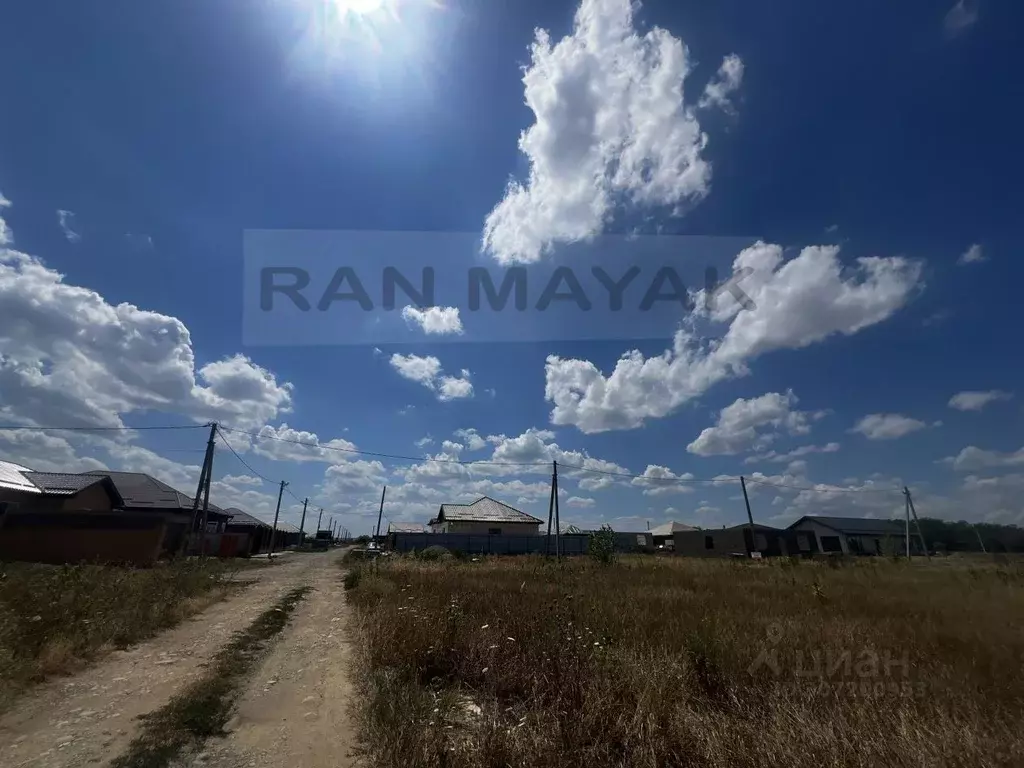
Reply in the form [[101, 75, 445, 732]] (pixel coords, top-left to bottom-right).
[[566, 496, 595, 508], [546, 242, 921, 432], [219, 473, 264, 488], [0, 235, 293, 431], [401, 305, 464, 335], [250, 423, 357, 463], [957, 243, 985, 265], [850, 414, 929, 441], [944, 0, 979, 37], [745, 442, 841, 465], [687, 390, 816, 456], [388, 354, 474, 401], [630, 464, 696, 496], [481, 0, 734, 264], [0, 192, 12, 246], [453, 428, 487, 451], [441, 440, 464, 456], [698, 54, 743, 112], [415, 436, 434, 448], [57, 209, 80, 243], [940, 446, 1024, 472], [948, 390, 1012, 412]]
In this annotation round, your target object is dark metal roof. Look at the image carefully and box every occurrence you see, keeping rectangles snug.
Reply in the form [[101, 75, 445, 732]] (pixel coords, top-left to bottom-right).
[[81, 471, 228, 519], [437, 497, 543, 525], [789, 515, 906, 535], [388, 522, 426, 534], [23, 472, 110, 496], [224, 508, 273, 528]]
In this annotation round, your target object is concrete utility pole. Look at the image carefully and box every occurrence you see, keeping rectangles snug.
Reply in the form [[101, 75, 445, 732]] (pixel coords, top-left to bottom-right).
[[546, 461, 556, 556], [904, 487, 930, 559], [973, 523, 988, 554], [740, 475, 757, 557], [298, 498, 308, 547], [553, 461, 561, 560], [904, 488, 911, 560], [374, 486, 387, 542], [187, 422, 217, 557], [270, 480, 288, 557], [316, 508, 323, 535]]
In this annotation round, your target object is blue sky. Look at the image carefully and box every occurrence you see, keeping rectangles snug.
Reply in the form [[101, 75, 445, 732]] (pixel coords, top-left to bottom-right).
[[1, 0, 1022, 534]]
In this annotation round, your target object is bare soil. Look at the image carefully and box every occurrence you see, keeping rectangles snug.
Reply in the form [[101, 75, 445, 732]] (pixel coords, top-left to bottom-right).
[[0, 553, 356, 768]]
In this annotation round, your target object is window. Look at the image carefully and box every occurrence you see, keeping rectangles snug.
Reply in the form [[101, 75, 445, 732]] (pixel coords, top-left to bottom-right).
[[488, 527, 501, 535], [704, 535, 714, 549], [820, 535, 843, 553]]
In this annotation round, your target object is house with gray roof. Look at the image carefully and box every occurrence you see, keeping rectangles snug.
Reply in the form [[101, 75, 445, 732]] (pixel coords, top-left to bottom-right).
[[787, 515, 924, 556], [428, 496, 543, 535]]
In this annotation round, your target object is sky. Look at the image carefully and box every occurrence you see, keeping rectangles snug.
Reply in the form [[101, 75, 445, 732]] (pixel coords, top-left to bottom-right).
[[1, 0, 1022, 535]]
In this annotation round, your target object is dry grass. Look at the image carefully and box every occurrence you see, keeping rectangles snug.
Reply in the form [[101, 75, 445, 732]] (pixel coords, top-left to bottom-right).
[[346, 555, 1024, 768], [0, 559, 254, 709]]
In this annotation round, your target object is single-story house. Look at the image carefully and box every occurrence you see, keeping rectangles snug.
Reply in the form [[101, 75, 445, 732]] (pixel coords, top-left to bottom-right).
[[223, 508, 276, 556], [388, 521, 426, 534], [649, 521, 696, 549], [428, 496, 544, 535], [787, 515, 924, 556], [674, 523, 793, 558], [0, 466, 174, 565]]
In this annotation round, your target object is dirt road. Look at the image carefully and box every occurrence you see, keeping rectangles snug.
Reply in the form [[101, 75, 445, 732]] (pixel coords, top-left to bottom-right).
[[0, 552, 358, 768]]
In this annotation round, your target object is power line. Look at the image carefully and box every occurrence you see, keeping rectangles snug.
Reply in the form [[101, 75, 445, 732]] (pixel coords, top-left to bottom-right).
[[0, 423, 208, 432], [215, 428, 275, 486]]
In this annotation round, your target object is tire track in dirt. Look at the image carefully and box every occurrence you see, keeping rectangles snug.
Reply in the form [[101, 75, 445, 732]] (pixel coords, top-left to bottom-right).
[[0, 555, 325, 768], [197, 558, 359, 768]]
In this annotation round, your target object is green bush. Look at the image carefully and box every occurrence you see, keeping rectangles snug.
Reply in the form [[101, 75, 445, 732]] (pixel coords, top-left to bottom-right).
[[588, 525, 616, 565]]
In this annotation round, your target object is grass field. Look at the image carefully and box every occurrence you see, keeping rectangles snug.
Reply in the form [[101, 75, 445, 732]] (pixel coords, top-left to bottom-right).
[[346, 554, 1024, 768], [0, 558, 253, 710]]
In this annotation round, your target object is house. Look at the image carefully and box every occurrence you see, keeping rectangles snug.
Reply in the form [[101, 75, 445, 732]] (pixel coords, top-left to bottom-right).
[[223, 508, 275, 556], [82, 471, 233, 555], [787, 515, 924, 556], [649, 521, 696, 549], [387, 521, 425, 534], [0, 467, 171, 565], [428, 497, 543, 535], [674, 523, 791, 558]]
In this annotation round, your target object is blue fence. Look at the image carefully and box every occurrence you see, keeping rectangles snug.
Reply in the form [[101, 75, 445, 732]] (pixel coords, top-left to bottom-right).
[[389, 531, 653, 555]]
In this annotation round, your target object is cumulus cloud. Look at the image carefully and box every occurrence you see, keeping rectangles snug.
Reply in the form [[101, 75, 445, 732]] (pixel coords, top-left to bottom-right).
[[850, 414, 929, 441], [0, 192, 12, 246], [481, 0, 738, 264], [401, 305, 464, 335], [566, 496, 596, 508], [957, 243, 985, 265], [948, 390, 1012, 412], [630, 465, 696, 496], [57, 209, 80, 243], [453, 428, 487, 451], [388, 354, 474, 401], [744, 442, 841, 465], [545, 241, 922, 432], [940, 446, 1024, 472], [698, 54, 744, 111], [0, 215, 293, 431], [249, 423, 357, 463], [687, 391, 820, 456]]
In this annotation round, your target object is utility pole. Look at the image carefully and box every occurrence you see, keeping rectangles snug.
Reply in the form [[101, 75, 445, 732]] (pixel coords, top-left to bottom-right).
[[270, 480, 288, 557], [904, 487, 911, 560], [553, 461, 561, 561], [740, 476, 756, 557], [197, 435, 215, 558], [374, 486, 387, 543], [904, 487, 930, 559], [186, 423, 217, 556], [316, 508, 323, 535], [546, 461, 556, 556], [298, 498, 308, 549]]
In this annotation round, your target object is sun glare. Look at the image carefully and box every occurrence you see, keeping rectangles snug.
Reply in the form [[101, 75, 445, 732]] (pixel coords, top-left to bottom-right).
[[331, 0, 385, 16]]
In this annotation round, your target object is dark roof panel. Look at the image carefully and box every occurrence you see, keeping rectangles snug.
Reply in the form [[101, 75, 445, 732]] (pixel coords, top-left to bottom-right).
[[790, 516, 906, 534], [23, 472, 105, 495], [439, 497, 543, 524]]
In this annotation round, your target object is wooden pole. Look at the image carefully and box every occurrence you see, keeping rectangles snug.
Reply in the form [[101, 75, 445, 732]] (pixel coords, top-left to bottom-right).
[[740, 476, 756, 557], [904, 487, 930, 559], [270, 480, 287, 557]]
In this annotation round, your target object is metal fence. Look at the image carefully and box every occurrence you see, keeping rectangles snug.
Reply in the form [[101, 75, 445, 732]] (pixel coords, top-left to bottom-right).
[[389, 531, 653, 555]]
